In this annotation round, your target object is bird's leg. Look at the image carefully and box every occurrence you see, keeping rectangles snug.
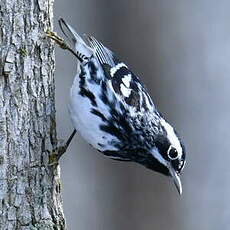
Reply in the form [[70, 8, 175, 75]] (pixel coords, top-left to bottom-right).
[[46, 30, 82, 61], [49, 129, 77, 165]]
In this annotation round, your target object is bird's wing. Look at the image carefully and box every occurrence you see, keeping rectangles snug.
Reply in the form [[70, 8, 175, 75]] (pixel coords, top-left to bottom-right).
[[85, 35, 156, 113]]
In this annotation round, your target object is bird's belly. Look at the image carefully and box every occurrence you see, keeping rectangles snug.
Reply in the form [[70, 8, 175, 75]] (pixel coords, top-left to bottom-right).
[[69, 75, 119, 152]]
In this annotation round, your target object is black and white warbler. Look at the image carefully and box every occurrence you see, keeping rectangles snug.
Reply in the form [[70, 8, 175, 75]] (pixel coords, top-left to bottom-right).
[[48, 18, 186, 194]]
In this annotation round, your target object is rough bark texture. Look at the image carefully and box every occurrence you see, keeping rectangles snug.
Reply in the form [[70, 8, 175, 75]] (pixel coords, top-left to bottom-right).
[[0, 0, 66, 229]]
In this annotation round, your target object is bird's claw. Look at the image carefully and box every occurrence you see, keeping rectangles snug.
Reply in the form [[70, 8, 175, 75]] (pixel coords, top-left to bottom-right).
[[48, 139, 67, 166], [48, 145, 68, 166], [46, 30, 82, 61], [46, 30, 69, 50], [48, 130, 76, 166]]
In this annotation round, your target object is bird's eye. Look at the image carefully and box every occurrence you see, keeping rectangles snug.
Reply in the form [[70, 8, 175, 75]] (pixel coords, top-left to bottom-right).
[[167, 146, 179, 160]]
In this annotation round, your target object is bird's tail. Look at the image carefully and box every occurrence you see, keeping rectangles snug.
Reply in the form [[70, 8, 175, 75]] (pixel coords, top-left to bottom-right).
[[59, 18, 93, 61]]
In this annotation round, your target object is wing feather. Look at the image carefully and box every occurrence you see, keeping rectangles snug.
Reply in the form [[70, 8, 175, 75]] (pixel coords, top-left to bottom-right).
[[85, 35, 155, 113]]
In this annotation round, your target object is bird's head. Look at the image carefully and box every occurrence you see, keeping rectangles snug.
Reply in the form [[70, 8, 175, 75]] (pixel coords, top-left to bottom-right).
[[145, 118, 186, 195]]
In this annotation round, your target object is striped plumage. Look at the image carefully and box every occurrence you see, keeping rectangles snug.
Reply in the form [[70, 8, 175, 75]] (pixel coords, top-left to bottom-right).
[[59, 18, 186, 194]]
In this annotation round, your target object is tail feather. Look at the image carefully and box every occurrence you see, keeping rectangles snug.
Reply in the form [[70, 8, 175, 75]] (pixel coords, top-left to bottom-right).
[[59, 18, 93, 60]]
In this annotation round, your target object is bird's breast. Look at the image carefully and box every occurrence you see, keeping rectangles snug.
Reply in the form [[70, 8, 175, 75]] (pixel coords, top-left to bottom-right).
[[69, 64, 122, 152]]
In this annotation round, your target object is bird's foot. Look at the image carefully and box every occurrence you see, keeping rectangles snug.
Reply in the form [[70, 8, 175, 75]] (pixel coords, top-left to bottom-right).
[[48, 130, 77, 166], [49, 139, 67, 166], [46, 30, 82, 61], [46, 30, 69, 50]]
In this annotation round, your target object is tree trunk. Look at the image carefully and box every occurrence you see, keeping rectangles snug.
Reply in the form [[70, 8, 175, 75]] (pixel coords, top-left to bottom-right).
[[0, 0, 66, 229]]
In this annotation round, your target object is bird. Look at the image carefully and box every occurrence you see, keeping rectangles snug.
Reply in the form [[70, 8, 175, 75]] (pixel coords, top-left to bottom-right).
[[48, 18, 186, 195]]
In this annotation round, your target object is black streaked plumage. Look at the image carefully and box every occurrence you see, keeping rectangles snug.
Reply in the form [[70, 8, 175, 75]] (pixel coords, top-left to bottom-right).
[[58, 18, 186, 195]]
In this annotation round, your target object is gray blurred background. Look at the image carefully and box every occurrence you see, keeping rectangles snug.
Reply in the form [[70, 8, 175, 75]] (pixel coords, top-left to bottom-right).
[[54, 0, 230, 229]]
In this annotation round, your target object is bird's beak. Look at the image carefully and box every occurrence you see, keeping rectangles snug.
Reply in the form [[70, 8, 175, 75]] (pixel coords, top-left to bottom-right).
[[169, 167, 182, 195]]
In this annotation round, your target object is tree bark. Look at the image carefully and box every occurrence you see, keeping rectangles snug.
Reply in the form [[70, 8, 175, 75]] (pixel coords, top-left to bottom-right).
[[0, 0, 66, 229]]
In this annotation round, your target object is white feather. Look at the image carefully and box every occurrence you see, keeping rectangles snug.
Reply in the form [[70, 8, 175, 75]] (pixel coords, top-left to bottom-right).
[[122, 74, 132, 88], [120, 84, 132, 97], [160, 119, 183, 158], [110, 63, 127, 77], [69, 62, 119, 152]]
